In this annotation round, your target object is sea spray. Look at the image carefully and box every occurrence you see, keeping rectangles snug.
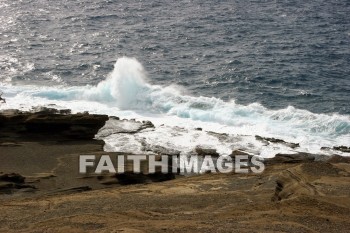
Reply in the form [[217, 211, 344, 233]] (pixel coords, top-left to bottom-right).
[[0, 57, 349, 156], [84, 57, 151, 109]]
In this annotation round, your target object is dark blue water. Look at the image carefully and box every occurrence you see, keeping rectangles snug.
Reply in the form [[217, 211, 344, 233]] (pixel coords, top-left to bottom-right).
[[0, 0, 349, 114]]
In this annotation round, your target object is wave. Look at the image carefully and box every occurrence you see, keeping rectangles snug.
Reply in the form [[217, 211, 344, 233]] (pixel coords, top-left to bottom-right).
[[1, 57, 349, 154]]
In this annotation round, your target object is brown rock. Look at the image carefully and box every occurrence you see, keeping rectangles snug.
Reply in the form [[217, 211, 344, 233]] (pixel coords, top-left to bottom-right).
[[327, 155, 350, 163], [267, 152, 315, 164]]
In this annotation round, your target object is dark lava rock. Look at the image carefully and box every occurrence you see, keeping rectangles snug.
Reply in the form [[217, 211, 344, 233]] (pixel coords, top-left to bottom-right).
[[255, 135, 300, 149], [0, 173, 36, 194], [116, 172, 175, 185], [195, 146, 220, 157], [333, 146, 350, 153], [207, 131, 229, 141], [141, 120, 155, 129], [59, 109, 72, 115], [231, 150, 250, 156], [30, 106, 60, 114], [0, 110, 108, 140], [142, 143, 181, 156], [0, 173, 25, 183]]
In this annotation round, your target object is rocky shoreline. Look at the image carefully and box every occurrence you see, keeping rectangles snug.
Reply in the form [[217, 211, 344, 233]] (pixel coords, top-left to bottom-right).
[[0, 108, 349, 232]]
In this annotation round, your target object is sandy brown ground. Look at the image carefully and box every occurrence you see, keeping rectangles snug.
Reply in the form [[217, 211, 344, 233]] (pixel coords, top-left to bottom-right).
[[1, 143, 350, 233]]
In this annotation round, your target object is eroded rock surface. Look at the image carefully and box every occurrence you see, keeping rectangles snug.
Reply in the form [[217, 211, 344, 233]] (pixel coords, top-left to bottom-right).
[[0, 108, 108, 140]]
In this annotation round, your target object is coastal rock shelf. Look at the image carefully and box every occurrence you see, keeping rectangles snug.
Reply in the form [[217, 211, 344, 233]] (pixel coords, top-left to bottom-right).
[[0, 108, 349, 232], [0, 108, 348, 196], [0, 108, 109, 140], [96, 116, 350, 159], [0, 108, 176, 196]]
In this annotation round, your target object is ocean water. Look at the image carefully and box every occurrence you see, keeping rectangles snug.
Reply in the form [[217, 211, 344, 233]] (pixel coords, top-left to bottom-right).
[[0, 0, 349, 157]]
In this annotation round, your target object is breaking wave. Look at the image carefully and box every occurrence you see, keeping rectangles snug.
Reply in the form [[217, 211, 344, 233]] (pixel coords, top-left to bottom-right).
[[1, 57, 349, 154]]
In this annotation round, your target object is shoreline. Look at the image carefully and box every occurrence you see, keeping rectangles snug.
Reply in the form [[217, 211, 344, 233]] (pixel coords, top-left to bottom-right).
[[0, 108, 350, 232]]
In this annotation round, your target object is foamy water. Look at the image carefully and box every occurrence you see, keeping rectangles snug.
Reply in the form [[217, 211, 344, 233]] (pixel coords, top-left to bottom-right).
[[1, 57, 349, 157]]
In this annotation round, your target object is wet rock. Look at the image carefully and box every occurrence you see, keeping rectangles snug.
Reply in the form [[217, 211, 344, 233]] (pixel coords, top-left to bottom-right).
[[141, 142, 180, 156], [255, 135, 300, 148], [97, 119, 154, 137], [333, 146, 350, 153], [0, 110, 108, 140], [77, 111, 90, 115], [231, 150, 250, 156], [0, 173, 36, 194], [116, 172, 175, 185], [207, 131, 229, 141], [30, 107, 71, 115], [0, 109, 21, 116], [195, 146, 220, 157], [59, 109, 71, 115], [31, 106, 60, 114], [141, 120, 155, 129], [0, 173, 25, 183]]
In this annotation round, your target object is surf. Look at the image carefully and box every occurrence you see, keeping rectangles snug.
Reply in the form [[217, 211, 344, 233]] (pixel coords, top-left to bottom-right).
[[0, 57, 349, 156]]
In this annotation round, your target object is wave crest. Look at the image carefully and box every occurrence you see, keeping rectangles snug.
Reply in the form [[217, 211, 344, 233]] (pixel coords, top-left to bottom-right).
[[1, 57, 349, 151]]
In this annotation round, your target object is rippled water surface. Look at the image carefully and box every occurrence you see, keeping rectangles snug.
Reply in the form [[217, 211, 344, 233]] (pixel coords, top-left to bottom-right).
[[0, 0, 349, 114]]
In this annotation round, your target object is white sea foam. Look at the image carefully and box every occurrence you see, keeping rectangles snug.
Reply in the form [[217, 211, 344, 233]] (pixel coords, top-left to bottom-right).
[[0, 57, 349, 157]]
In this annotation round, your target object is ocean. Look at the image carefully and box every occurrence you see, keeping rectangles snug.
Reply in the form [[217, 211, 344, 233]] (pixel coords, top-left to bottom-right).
[[0, 0, 349, 157]]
